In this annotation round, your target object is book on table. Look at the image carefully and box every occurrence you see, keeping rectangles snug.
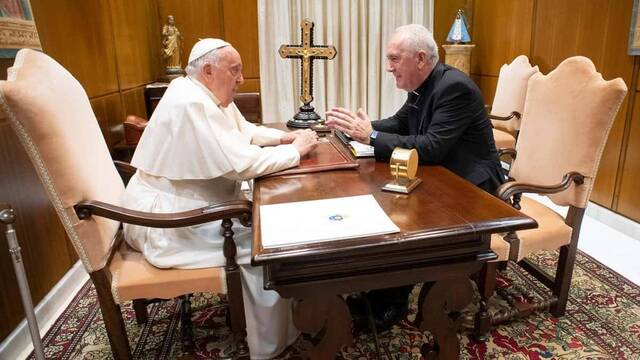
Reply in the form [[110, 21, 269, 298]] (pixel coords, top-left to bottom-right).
[[260, 194, 399, 248], [335, 130, 374, 157]]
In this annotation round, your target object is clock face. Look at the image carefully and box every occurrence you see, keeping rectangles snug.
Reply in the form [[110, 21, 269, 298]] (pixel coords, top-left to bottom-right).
[[390, 148, 419, 180]]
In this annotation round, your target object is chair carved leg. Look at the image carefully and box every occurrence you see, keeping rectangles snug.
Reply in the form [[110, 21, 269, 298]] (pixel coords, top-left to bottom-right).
[[474, 262, 497, 341], [227, 269, 248, 357], [90, 271, 132, 360], [132, 299, 148, 325], [551, 243, 577, 317], [181, 295, 194, 354], [222, 218, 248, 356]]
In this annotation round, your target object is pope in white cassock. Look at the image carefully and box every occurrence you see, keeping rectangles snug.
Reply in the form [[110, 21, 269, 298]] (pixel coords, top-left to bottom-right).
[[123, 38, 319, 359]]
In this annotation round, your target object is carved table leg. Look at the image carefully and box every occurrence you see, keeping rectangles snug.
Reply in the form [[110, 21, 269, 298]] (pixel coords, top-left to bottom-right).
[[419, 278, 474, 360], [292, 295, 353, 359]]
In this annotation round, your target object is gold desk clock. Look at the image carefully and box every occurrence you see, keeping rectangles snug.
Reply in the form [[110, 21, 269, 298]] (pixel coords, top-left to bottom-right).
[[382, 147, 422, 194]]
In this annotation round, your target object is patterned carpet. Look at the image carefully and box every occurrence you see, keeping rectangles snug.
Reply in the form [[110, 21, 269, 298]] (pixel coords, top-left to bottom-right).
[[30, 250, 640, 359]]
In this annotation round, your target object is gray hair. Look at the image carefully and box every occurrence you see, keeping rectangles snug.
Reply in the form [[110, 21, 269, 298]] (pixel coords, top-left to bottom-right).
[[394, 24, 439, 65], [184, 46, 227, 76]]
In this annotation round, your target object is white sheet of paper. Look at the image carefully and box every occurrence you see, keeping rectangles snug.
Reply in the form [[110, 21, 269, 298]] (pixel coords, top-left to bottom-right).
[[260, 194, 399, 248]]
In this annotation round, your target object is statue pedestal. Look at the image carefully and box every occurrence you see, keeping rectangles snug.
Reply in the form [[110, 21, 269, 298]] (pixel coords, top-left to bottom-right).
[[158, 73, 182, 83], [159, 67, 184, 83], [442, 44, 475, 75]]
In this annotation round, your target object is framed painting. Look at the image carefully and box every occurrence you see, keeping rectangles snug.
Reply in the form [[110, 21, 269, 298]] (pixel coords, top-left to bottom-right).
[[0, 0, 41, 58], [630, 0, 640, 55]]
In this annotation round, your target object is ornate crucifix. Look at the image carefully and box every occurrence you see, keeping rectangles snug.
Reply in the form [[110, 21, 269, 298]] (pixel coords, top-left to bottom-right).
[[279, 19, 337, 128]]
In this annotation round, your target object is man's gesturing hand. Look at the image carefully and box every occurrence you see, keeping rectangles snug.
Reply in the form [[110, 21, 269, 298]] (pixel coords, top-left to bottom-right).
[[325, 107, 373, 144]]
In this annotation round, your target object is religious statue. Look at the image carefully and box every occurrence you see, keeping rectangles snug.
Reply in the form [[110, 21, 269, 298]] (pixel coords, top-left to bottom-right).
[[446, 9, 471, 43], [442, 9, 474, 74], [162, 15, 183, 75], [279, 19, 336, 128]]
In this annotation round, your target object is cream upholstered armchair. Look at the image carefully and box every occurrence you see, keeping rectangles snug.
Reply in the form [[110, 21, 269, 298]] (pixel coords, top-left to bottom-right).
[[489, 55, 539, 151], [474, 56, 627, 339], [0, 49, 251, 358]]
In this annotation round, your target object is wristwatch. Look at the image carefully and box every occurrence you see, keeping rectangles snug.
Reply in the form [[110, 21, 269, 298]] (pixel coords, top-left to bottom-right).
[[369, 130, 378, 145]]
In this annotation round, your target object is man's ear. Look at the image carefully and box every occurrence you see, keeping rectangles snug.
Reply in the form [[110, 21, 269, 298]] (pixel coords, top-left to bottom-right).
[[202, 63, 213, 77], [417, 50, 428, 69]]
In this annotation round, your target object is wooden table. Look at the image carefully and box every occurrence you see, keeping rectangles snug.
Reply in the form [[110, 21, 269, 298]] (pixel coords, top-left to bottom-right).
[[252, 134, 536, 359]]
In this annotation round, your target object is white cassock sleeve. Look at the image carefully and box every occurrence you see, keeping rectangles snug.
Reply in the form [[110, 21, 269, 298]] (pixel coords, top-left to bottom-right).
[[230, 103, 285, 147], [226, 144, 299, 180], [131, 97, 299, 180]]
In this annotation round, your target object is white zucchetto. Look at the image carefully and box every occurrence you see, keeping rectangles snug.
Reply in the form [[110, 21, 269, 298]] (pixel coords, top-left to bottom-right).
[[187, 38, 231, 64]]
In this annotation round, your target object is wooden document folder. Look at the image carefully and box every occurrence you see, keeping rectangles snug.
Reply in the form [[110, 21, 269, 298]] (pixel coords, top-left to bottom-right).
[[262, 135, 358, 178]]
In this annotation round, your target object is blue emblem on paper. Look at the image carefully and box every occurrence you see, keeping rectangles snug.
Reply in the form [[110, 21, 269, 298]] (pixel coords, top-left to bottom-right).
[[328, 214, 344, 221]]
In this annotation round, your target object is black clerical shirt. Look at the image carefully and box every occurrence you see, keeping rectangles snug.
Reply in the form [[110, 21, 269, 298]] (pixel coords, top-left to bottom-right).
[[370, 62, 503, 193]]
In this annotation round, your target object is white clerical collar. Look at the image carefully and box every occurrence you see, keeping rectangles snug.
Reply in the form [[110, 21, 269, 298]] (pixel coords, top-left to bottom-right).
[[187, 76, 223, 107]]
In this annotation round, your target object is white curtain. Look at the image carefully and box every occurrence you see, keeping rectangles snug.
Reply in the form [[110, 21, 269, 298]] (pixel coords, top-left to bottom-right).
[[258, 0, 434, 124]]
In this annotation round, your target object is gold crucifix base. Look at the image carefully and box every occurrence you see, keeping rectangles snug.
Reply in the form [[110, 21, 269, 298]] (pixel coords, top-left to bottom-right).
[[288, 103, 323, 128]]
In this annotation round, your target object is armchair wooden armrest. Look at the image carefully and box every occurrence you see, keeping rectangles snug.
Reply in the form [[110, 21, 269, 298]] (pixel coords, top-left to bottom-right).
[[488, 111, 521, 121], [497, 171, 585, 203], [74, 199, 252, 228]]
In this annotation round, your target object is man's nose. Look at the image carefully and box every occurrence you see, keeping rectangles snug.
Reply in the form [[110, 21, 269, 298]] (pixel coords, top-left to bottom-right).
[[385, 63, 394, 72], [238, 72, 245, 84]]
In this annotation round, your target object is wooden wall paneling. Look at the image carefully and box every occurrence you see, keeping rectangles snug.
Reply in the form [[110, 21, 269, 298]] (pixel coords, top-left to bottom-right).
[[91, 94, 125, 149], [121, 86, 148, 119], [594, 96, 632, 207], [240, 78, 260, 93], [616, 93, 640, 222], [110, 0, 162, 90], [470, 74, 499, 106], [596, 0, 637, 209], [531, 0, 586, 73], [0, 119, 75, 341], [222, 0, 260, 92], [433, 0, 469, 62], [158, 0, 225, 69], [30, 0, 119, 98], [531, 0, 633, 75], [470, 0, 535, 76]]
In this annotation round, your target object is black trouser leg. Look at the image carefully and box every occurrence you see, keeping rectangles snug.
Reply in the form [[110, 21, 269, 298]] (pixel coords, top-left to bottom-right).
[[366, 285, 414, 330]]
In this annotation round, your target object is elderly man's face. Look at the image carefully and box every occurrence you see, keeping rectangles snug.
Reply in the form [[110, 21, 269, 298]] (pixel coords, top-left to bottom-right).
[[385, 35, 430, 91], [206, 46, 244, 107]]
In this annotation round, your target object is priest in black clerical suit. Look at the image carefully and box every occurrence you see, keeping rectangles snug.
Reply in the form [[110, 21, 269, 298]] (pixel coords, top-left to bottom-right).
[[326, 23, 503, 331], [327, 30, 502, 195], [367, 61, 503, 193]]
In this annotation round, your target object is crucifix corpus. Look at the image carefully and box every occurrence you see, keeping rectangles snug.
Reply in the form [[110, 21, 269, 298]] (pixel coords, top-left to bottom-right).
[[279, 19, 337, 128]]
